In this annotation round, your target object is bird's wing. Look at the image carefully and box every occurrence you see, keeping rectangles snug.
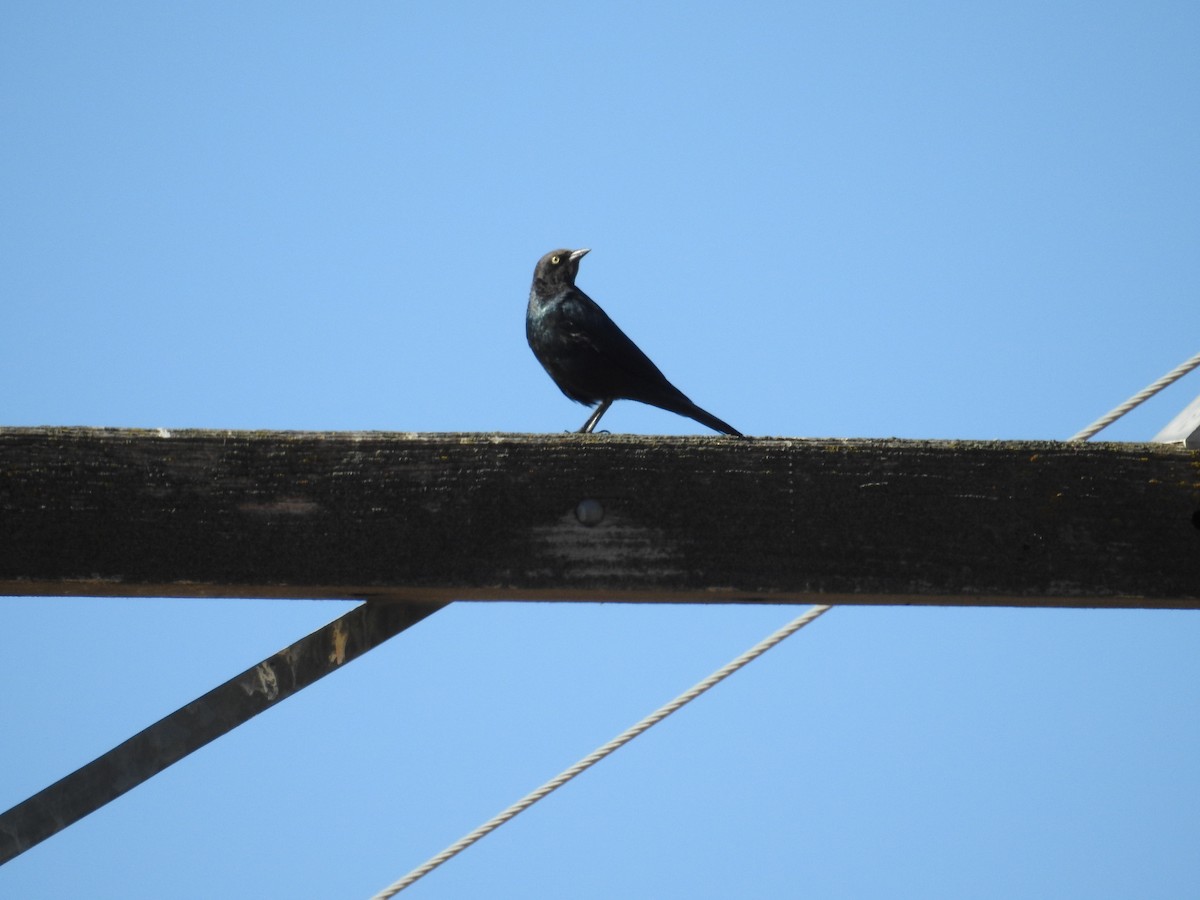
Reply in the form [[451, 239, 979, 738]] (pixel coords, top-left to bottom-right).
[[558, 289, 688, 404], [561, 292, 662, 373]]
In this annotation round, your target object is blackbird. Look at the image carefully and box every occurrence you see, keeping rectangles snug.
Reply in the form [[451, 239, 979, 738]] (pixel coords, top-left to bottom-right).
[[526, 248, 742, 436]]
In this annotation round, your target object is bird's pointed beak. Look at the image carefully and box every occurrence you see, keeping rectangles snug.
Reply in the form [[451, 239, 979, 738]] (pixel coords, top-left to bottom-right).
[[569, 248, 590, 262]]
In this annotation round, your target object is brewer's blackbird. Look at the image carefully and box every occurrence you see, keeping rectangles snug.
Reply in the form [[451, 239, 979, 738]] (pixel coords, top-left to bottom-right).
[[526, 248, 742, 436]]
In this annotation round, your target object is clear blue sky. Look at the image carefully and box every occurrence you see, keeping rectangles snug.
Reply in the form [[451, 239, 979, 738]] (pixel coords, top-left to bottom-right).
[[3, 2, 1199, 897]]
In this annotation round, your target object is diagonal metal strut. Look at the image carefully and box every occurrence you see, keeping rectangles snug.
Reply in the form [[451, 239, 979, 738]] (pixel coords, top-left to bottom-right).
[[0, 599, 445, 865]]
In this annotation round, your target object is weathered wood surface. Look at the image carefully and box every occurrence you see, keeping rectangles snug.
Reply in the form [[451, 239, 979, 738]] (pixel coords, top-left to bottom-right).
[[1, 427, 1198, 607]]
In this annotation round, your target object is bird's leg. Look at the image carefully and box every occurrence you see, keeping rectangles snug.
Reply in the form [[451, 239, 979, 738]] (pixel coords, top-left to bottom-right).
[[579, 399, 613, 434]]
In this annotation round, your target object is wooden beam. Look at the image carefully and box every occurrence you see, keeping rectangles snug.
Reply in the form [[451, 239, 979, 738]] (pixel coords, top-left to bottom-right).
[[0, 598, 445, 865], [1, 427, 1198, 608]]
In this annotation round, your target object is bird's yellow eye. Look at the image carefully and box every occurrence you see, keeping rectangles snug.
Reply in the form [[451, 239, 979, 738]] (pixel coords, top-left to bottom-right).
[[551, 255, 561, 264]]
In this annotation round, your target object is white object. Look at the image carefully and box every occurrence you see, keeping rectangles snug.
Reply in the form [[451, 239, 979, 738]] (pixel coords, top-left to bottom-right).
[[1153, 393, 1200, 447]]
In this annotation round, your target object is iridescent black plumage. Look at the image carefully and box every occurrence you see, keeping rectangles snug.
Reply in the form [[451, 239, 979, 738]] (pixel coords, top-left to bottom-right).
[[526, 248, 741, 436]]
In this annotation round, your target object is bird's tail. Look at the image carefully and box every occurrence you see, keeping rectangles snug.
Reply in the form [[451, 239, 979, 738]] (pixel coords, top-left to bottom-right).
[[633, 381, 744, 436], [645, 394, 742, 436], [683, 403, 744, 437]]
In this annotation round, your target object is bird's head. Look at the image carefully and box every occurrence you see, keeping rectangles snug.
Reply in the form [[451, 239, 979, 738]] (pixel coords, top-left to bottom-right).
[[533, 248, 590, 290]]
